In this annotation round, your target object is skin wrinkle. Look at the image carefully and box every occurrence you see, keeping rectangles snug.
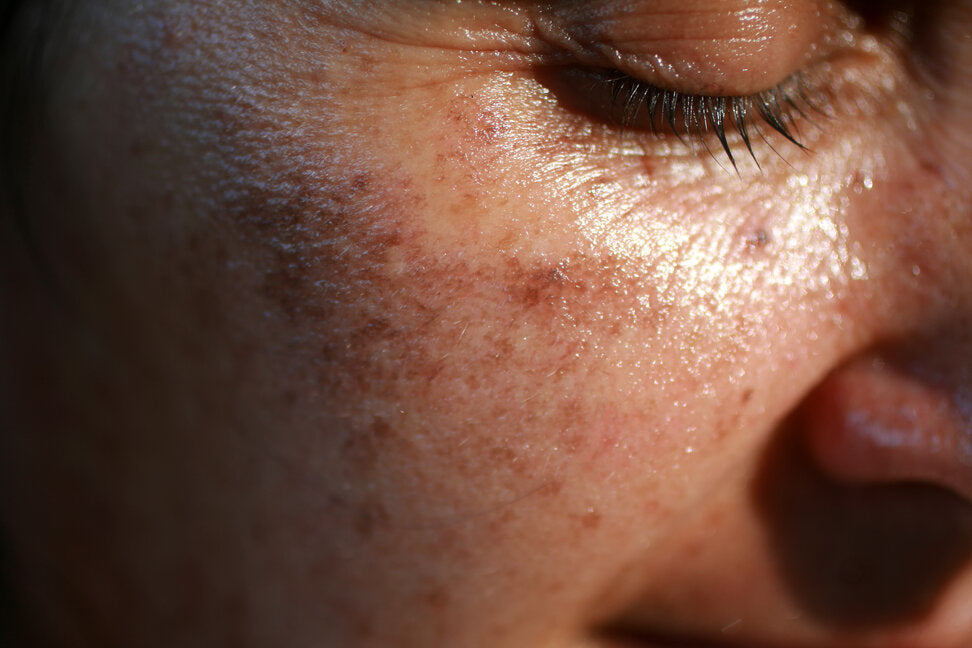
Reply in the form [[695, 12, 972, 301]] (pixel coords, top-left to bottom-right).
[[298, 0, 543, 55]]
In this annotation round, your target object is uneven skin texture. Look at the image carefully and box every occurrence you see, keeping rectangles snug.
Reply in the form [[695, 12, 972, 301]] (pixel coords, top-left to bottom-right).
[[1, 1, 971, 647]]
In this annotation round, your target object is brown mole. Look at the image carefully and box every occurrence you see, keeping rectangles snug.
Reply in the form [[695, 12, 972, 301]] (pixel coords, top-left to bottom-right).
[[746, 228, 771, 249]]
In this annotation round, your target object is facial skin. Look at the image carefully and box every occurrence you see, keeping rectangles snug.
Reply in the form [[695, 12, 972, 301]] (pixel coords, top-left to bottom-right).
[[1, 1, 971, 647]]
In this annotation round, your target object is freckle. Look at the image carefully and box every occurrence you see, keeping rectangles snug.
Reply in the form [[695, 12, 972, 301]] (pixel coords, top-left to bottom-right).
[[488, 444, 518, 465], [486, 509, 517, 535], [581, 510, 603, 530], [475, 109, 507, 145], [538, 266, 563, 285], [424, 589, 449, 610], [326, 494, 348, 511], [741, 388, 754, 405], [546, 579, 567, 594], [448, 103, 464, 124], [540, 479, 565, 497], [352, 499, 389, 540], [353, 619, 374, 639], [919, 158, 942, 180], [427, 526, 463, 554], [350, 173, 370, 192], [363, 317, 391, 338], [341, 416, 393, 473], [497, 509, 516, 525], [561, 427, 585, 454], [681, 539, 705, 560]]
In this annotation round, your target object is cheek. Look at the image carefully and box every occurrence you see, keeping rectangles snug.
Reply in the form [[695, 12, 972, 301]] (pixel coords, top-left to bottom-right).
[[287, 67, 968, 529], [251, 91, 800, 528]]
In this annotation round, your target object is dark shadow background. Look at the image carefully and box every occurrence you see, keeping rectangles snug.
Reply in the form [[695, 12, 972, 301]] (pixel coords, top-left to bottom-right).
[[753, 408, 972, 629]]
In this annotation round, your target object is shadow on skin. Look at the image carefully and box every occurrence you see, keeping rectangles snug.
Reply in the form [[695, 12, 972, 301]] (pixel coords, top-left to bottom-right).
[[752, 412, 972, 628]]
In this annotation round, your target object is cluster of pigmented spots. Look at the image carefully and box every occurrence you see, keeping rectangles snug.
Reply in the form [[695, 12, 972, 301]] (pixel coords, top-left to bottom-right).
[[212, 106, 695, 546], [203, 67, 811, 556], [160, 55, 843, 645]]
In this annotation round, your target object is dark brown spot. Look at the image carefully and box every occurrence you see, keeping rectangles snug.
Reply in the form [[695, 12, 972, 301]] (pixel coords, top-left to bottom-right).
[[352, 498, 390, 540], [473, 108, 509, 146], [581, 510, 603, 530], [352, 618, 374, 640], [424, 588, 449, 610], [561, 426, 586, 454], [488, 444, 518, 464], [539, 479, 565, 497], [350, 173, 370, 192], [341, 417, 394, 474], [506, 259, 592, 310], [746, 229, 770, 249]]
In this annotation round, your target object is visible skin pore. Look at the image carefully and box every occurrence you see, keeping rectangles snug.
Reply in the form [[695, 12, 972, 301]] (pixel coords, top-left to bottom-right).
[[0, 1, 971, 647]]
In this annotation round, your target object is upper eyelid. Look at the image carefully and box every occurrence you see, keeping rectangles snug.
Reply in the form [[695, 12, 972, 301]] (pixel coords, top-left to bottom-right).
[[525, 2, 853, 96]]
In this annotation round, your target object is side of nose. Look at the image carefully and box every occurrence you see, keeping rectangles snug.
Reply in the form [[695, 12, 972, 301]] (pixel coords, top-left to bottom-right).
[[796, 126, 972, 503], [801, 346, 972, 501]]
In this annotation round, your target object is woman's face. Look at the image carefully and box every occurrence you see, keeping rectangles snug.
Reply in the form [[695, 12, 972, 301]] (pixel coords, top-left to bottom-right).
[[2, 1, 971, 646]]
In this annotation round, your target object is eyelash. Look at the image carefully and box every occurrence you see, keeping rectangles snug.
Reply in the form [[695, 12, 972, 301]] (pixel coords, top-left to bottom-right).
[[601, 72, 825, 168]]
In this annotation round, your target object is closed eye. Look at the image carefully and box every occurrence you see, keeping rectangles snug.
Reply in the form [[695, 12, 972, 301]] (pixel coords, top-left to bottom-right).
[[597, 70, 824, 169], [536, 64, 829, 171], [521, 0, 897, 171]]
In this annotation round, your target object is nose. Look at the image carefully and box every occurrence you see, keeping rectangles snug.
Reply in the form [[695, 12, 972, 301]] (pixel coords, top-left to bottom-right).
[[801, 334, 972, 502], [797, 155, 972, 503]]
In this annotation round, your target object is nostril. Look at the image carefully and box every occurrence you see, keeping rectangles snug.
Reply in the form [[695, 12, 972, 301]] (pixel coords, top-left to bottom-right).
[[801, 355, 972, 502], [753, 407, 972, 629]]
